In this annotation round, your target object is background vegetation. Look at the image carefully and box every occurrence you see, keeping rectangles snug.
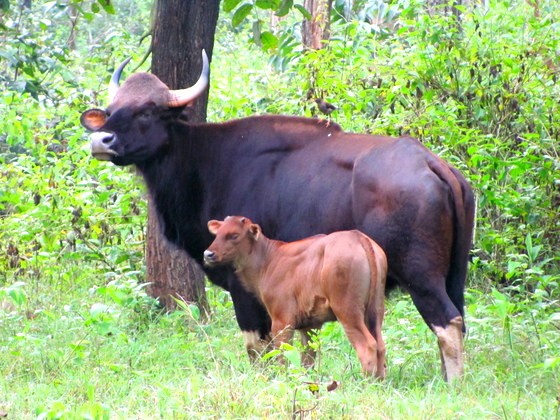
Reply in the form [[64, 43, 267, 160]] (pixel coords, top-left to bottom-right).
[[1, 0, 558, 417]]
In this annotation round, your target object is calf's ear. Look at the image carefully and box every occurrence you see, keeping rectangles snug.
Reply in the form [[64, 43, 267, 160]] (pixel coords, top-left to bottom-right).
[[249, 224, 261, 241], [207, 220, 222, 235], [81, 109, 107, 131]]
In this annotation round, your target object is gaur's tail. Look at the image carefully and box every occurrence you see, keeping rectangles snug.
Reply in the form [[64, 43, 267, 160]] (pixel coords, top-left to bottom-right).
[[427, 157, 476, 325]]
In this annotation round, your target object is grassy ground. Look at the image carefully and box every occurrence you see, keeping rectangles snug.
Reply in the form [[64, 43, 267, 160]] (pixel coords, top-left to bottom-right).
[[1, 268, 558, 419]]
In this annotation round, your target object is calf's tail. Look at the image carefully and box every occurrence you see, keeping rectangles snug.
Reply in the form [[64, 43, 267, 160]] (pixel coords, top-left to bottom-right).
[[355, 232, 387, 334]]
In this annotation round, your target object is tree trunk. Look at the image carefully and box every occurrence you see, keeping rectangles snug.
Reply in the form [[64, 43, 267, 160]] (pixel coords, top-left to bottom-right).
[[302, 0, 333, 50], [67, 5, 78, 50], [146, 0, 220, 313], [151, 0, 220, 118], [145, 200, 207, 312], [426, 0, 465, 23]]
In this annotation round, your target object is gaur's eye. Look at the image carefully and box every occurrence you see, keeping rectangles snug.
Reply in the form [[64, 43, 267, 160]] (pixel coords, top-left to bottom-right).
[[138, 110, 151, 120]]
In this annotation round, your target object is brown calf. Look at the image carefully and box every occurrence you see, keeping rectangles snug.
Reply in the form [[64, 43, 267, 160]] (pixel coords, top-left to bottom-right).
[[203, 216, 388, 378]]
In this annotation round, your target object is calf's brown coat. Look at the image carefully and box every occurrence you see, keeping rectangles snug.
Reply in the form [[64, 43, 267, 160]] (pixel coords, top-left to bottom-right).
[[204, 216, 387, 377]]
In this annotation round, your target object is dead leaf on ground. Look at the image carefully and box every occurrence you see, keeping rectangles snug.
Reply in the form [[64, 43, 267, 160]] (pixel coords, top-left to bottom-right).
[[326, 380, 339, 392]]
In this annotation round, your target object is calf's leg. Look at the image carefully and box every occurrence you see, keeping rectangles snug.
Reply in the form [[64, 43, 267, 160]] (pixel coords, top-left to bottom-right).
[[366, 307, 386, 379], [299, 327, 317, 368], [365, 270, 387, 378], [271, 319, 296, 364], [334, 306, 380, 377], [341, 322, 380, 377]]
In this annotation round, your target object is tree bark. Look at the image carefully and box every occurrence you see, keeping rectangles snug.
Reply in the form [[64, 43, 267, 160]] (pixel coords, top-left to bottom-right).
[[146, 0, 220, 313], [145, 200, 207, 312], [426, 0, 465, 23], [67, 5, 78, 50], [302, 0, 333, 50], [151, 0, 220, 118]]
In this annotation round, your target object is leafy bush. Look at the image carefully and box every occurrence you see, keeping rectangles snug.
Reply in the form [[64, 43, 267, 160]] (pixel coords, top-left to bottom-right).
[[217, 0, 560, 299]]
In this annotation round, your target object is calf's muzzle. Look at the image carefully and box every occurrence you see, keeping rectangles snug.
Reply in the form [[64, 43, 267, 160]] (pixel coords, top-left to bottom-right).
[[203, 249, 217, 266]]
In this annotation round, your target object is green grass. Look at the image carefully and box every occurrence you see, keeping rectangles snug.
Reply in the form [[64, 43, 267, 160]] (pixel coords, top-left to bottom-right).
[[1, 270, 558, 419]]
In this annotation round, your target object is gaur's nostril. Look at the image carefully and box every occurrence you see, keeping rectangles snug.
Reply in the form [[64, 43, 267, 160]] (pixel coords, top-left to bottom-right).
[[101, 134, 115, 145]]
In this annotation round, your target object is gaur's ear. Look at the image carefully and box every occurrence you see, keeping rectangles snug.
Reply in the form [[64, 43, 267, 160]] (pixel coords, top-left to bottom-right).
[[249, 224, 261, 241], [161, 105, 187, 121], [207, 220, 222, 235], [80, 109, 107, 131], [177, 106, 196, 122]]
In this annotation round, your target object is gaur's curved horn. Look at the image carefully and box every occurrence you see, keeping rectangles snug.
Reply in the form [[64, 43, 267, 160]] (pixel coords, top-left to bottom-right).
[[108, 57, 132, 102], [167, 49, 209, 107]]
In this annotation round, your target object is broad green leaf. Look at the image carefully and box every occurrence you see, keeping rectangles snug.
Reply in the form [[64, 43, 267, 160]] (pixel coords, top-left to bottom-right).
[[5, 282, 27, 307], [276, 0, 293, 17], [223, 0, 243, 13], [8, 288, 26, 307], [260, 31, 279, 51], [261, 349, 281, 361], [535, 357, 560, 371], [255, 0, 280, 10], [278, 342, 296, 351], [232, 3, 253, 27], [94, 320, 115, 335], [188, 305, 201, 320], [97, 0, 115, 14], [294, 4, 312, 20], [283, 348, 301, 366]]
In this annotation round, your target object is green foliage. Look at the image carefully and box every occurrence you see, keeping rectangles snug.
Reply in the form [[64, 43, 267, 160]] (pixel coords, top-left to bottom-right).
[[0, 281, 27, 307], [218, 0, 560, 298], [232, 3, 253, 27], [0, 0, 151, 102], [1, 3, 72, 99], [222, 0, 311, 51], [225, 0, 311, 27]]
